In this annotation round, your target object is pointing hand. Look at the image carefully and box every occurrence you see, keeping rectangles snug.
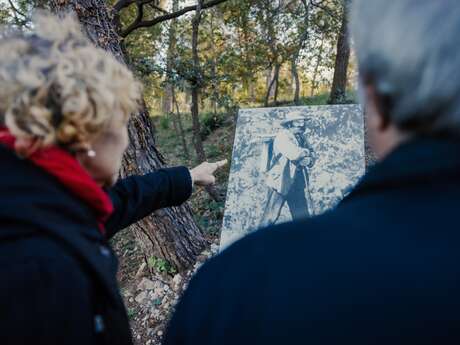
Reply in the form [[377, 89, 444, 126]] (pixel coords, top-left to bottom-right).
[[190, 160, 228, 186]]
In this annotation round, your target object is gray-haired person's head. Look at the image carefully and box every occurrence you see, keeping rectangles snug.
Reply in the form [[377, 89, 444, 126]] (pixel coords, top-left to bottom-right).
[[351, 0, 460, 135]]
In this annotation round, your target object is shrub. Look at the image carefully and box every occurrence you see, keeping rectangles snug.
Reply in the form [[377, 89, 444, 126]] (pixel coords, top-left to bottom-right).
[[147, 256, 177, 275], [159, 115, 170, 130], [200, 112, 226, 139]]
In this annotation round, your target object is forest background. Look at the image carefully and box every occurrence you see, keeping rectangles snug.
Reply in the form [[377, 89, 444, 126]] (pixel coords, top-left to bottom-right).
[[0, 1, 357, 342]]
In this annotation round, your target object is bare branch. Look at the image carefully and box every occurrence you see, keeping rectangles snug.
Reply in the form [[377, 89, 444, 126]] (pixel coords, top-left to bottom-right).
[[113, 0, 156, 12], [147, 3, 169, 14], [119, 0, 228, 37], [7, 0, 28, 19], [113, 0, 135, 12]]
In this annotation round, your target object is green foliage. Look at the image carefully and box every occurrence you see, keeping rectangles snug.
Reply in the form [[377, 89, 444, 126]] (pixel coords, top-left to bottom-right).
[[296, 90, 357, 106], [147, 256, 177, 275], [117, 0, 351, 116], [299, 93, 331, 106], [196, 200, 225, 235], [200, 112, 226, 139], [127, 308, 136, 320], [8, 0, 353, 117], [206, 144, 222, 160], [0, 4, 9, 25], [159, 115, 171, 130]]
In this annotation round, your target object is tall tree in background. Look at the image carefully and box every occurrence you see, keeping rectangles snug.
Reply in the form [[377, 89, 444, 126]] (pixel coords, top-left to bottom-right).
[[190, 0, 206, 163], [162, 0, 177, 115], [163, 0, 190, 158], [189, 0, 222, 201], [48, 0, 207, 271], [310, 34, 326, 97], [4, 0, 355, 110], [258, 0, 283, 107], [287, 0, 310, 105], [328, 0, 351, 104]]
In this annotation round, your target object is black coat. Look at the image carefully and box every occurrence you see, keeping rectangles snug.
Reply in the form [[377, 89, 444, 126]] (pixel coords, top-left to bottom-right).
[[0, 144, 192, 345], [165, 137, 460, 345]]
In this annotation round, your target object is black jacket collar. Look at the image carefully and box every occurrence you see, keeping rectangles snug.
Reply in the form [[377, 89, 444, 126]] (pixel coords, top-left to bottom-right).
[[348, 136, 460, 199]]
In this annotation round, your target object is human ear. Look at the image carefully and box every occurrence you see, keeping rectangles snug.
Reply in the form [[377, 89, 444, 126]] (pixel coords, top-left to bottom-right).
[[74, 141, 94, 159], [365, 84, 389, 132]]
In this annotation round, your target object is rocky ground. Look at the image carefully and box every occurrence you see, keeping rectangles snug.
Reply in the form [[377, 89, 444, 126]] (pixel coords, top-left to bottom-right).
[[108, 114, 233, 345], [112, 229, 220, 345]]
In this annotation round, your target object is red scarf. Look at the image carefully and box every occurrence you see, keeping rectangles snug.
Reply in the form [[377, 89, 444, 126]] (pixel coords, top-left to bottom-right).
[[0, 127, 113, 235]]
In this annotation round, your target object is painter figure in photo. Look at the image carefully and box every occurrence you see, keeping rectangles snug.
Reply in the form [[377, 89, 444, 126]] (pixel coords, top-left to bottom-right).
[[259, 112, 316, 227]]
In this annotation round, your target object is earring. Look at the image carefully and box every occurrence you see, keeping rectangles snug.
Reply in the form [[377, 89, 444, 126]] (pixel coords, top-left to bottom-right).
[[87, 149, 96, 158]]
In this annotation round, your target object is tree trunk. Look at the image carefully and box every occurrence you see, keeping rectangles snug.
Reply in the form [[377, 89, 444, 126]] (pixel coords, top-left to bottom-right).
[[248, 79, 256, 103], [49, 0, 207, 271], [162, 89, 173, 115], [264, 64, 280, 107], [291, 2, 309, 106], [172, 87, 190, 159], [310, 36, 325, 97], [328, 0, 351, 104], [291, 59, 300, 105], [190, 1, 206, 163], [162, 0, 179, 115], [264, 68, 273, 106], [273, 63, 280, 105], [209, 10, 219, 116], [190, 0, 222, 202]]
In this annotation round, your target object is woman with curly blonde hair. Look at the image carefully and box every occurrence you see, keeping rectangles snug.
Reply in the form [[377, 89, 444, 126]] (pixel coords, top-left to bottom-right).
[[0, 13, 224, 345]]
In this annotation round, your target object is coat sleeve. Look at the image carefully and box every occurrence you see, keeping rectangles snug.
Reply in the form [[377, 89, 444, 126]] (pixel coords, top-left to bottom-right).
[[274, 130, 304, 162], [105, 166, 193, 238]]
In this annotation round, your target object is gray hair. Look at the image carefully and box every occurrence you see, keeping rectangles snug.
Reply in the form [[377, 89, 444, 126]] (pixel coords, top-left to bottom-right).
[[351, 0, 460, 135]]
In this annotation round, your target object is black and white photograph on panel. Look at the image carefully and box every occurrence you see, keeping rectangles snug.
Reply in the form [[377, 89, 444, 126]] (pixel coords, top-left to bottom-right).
[[220, 105, 365, 250]]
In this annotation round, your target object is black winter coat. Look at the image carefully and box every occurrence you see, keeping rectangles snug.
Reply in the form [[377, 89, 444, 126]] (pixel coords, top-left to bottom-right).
[[0, 144, 192, 345], [165, 137, 460, 345]]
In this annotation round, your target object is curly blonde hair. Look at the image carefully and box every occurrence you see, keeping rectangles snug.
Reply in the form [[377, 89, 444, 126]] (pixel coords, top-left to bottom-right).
[[0, 12, 142, 149]]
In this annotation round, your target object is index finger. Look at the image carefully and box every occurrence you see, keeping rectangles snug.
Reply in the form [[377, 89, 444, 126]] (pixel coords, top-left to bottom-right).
[[214, 159, 228, 169]]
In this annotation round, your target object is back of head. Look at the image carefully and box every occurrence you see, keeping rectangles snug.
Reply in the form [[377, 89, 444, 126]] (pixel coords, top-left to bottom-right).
[[351, 0, 460, 135], [0, 12, 142, 150]]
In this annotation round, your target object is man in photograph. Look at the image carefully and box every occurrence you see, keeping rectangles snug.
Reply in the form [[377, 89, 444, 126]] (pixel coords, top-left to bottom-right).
[[259, 112, 316, 227]]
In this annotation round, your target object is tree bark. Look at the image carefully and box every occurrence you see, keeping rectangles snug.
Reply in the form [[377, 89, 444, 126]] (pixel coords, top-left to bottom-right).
[[328, 0, 351, 104], [209, 11, 219, 116], [190, 0, 222, 202], [248, 79, 256, 103], [291, 59, 300, 105], [162, 0, 179, 115], [273, 63, 280, 105], [190, 0, 206, 163], [172, 87, 190, 159], [291, 1, 310, 105], [310, 36, 325, 97], [49, 0, 207, 271], [264, 64, 280, 107]]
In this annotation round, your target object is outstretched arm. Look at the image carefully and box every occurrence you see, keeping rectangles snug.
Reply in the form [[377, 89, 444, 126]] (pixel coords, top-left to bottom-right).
[[105, 167, 193, 238], [105, 160, 227, 238]]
